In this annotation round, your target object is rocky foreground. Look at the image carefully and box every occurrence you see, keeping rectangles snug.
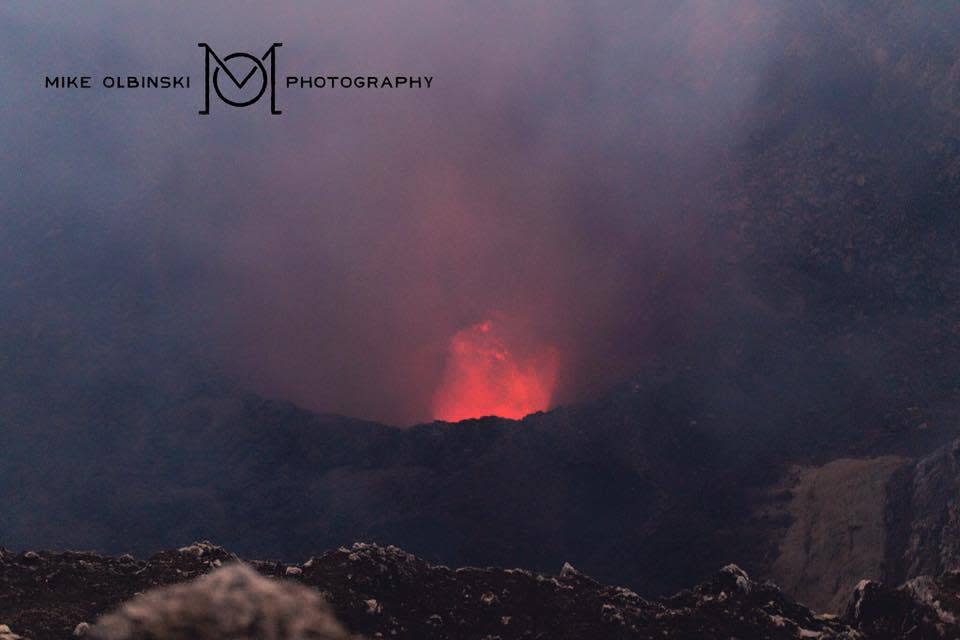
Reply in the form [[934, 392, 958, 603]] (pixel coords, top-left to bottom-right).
[[0, 542, 958, 639]]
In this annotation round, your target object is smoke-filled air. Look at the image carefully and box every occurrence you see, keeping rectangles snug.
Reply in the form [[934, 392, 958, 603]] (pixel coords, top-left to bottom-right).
[[0, 1, 783, 425]]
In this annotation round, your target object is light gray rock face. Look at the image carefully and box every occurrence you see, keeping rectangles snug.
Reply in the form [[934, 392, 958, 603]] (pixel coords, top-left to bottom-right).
[[89, 563, 352, 640], [771, 456, 907, 612]]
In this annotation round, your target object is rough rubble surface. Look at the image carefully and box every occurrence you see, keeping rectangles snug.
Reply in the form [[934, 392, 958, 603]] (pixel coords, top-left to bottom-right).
[[0, 542, 956, 639]]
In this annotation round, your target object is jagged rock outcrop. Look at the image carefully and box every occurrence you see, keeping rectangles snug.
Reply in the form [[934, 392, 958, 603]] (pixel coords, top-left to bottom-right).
[[3, 542, 960, 640], [847, 571, 960, 639], [886, 438, 960, 584]]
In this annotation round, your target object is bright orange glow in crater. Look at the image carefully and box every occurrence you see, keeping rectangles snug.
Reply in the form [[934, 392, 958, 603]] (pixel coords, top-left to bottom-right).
[[432, 319, 559, 422]]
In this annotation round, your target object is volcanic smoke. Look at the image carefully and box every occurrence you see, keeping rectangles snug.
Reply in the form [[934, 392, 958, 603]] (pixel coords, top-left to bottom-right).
[[432, 319, 559, 422]]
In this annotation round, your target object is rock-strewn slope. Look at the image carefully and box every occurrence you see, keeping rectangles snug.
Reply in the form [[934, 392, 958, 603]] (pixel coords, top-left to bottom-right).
[[0, 542, 956, 640]]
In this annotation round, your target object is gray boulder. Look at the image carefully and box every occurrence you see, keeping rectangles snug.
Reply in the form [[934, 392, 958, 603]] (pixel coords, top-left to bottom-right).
[[90, 563, 353, 640]]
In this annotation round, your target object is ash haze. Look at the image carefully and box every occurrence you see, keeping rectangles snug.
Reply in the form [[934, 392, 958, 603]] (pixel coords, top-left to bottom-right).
[[9, 1, 960, 612], [3, 2, 951, 426]]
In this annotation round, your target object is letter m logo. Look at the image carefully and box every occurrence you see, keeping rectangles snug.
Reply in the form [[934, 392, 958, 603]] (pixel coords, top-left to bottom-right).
[[198, 43, 282, 115]]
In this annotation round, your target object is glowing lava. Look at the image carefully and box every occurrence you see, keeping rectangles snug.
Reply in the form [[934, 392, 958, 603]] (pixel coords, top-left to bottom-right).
[[432, 319, 559, 422]]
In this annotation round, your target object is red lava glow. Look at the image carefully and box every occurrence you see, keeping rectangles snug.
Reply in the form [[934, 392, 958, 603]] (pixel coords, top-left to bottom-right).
[[432, 319, 559, 422]]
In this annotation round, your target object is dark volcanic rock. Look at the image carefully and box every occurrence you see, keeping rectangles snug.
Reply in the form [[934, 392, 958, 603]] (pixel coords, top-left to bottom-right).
[[847, 572, 960, 639], [5, 541, 949, 640], [290, 546, 855, 639], [885, 438, 960, 584]]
